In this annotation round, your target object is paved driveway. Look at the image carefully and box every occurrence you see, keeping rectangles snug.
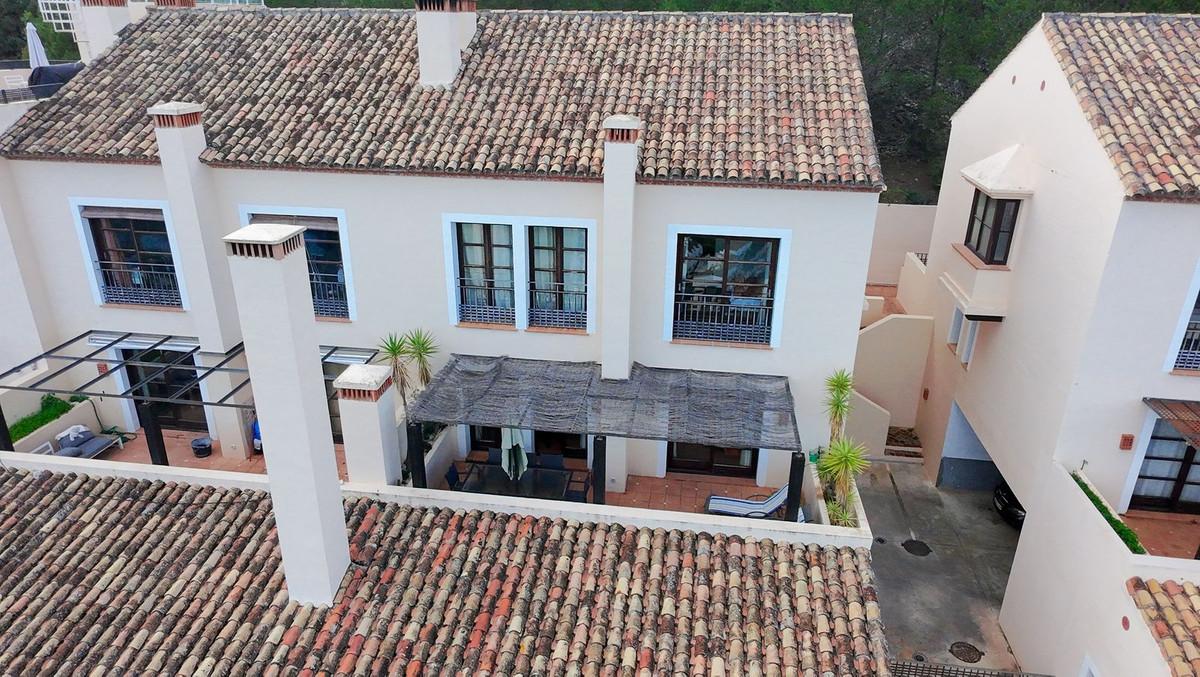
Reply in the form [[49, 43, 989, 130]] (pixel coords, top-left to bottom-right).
[[859, 462, 1022, 671]]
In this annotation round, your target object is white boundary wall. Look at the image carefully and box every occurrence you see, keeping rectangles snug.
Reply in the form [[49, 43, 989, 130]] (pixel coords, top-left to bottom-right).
[[0, 451, 873, 548], [868, 204, 935, 285], [1002, 462, 1189, 677]]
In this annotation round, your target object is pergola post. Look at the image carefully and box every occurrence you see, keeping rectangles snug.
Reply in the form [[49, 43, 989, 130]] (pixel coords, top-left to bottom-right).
[[0, 402, 12, 451], [592, 435, 607, 504], [785, 450, 805, 522], [406, 422, 428, 489], [137, 402, 169, 466]]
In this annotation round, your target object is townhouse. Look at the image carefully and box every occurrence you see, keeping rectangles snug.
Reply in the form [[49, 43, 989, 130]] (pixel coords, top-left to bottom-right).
[[0, 3, 882, 495], [894, 13, 1200, 676]]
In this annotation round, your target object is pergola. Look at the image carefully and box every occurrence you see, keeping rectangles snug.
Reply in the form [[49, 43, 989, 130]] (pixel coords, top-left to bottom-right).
[[0, 330, 374, 465], [407, 354, 806, 515]]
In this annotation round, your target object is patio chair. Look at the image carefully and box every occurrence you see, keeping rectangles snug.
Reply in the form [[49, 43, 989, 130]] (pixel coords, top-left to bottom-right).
[[565, 472, 590, 502], [705, 486, 799, 520], [540, 454, 565, 470], [486, 447, 502, 465]]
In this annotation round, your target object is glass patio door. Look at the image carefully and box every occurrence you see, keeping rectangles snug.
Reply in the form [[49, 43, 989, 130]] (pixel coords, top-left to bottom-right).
[[1131, 419, 1200, 513], [124, 349, 207, 432], [667, 442, 757, 477]]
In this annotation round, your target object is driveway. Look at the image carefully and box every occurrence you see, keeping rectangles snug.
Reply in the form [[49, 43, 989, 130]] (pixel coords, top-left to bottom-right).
[[858, 461, 1022, 671]]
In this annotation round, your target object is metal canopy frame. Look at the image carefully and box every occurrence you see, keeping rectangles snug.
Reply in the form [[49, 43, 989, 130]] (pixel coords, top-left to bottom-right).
[[0, 330, 254, 409], [0, 329, 378, 465]]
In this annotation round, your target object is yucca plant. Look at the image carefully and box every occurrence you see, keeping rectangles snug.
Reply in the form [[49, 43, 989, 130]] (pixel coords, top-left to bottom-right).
[[826, 497, 857, 528], [818, 436, 870, 506], [378, 333, 413, 410], [402, 328, 439, 388], [824, 369, 854, 443]]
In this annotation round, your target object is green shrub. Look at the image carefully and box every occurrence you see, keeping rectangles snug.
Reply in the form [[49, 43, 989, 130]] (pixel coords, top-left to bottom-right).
[[9, 394, 75, 441], [1072, 471, 1146, 555]]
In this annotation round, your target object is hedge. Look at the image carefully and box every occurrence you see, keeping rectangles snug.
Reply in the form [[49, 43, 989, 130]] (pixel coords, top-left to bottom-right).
[[1071, 471, 1146, 555], [8, 394, 74, 442]]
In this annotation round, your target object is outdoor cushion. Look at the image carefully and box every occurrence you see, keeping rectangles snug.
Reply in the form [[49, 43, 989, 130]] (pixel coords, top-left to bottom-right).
[[55, 446, 88, 458]]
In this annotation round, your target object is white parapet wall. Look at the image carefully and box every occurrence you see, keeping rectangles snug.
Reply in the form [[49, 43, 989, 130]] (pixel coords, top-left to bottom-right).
[[0, 450, 874, 549], [1001, 462, 1192, 677], [896, 251, 931, 316], [861, 295, 886, 328], [869, 204, 936, 285], [855, 313, 934, 429], [845, 389, 890, 459]]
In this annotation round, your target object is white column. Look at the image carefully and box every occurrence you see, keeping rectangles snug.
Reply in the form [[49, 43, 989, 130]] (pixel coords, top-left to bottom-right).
[[606, 436, 628, 493], [150, 102, 242, 352], [334, 364, 402, 485], [224, 224, 348, 605], [196, 351, 253, 460], [76, 0, 132, 64], [599, 115, 643, 380]]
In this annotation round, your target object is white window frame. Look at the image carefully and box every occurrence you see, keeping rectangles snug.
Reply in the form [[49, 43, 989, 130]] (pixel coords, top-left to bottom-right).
[[1163, 257, 1200, 372], [441, 213, 598, 334], [237, 204, 357, 321], [69, 197, 189, 309], [958, 318, 979, 365], [948, 306, 965, 344], [661, 223, 792, 348]]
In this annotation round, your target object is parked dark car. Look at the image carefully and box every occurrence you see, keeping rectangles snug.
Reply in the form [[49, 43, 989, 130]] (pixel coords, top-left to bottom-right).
[[993, 481, 1025, 528]]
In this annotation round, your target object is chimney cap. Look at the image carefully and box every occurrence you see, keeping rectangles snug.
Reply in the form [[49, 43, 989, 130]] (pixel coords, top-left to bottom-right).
[[414, 0, 476, 11], [147, 101, 205, 117], [603, 114, 644, 131], [333, 364, 394, 392], [224, 223, 305, 247]]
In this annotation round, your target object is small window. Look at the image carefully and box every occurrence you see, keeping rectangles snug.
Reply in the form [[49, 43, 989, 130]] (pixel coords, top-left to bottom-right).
[[528, 225, 587, 330], [959, 319, 979, 365], [249, 214, 347, 318], [456, 222, 515, 325], [965, 189, 1020, 265], [948, 307, 965, 345], [85, 207, 181, 307]]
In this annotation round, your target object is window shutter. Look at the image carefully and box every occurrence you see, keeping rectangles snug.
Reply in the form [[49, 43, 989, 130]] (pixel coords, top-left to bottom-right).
[[248, 213, 339, 231]]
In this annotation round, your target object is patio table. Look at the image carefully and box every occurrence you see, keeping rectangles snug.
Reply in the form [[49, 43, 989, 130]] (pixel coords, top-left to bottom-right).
[[460, 464, 571, 500]]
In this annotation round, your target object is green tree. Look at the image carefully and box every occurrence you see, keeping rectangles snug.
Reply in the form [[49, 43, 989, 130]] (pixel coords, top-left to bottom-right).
[[0, 0, 33, 59]]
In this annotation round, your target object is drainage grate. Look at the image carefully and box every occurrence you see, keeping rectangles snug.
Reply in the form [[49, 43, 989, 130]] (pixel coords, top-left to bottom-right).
[[949, 642, 984, 663], [891, 661, 1048, 677], [902, 539, 933, 556], [875, 536, 887, 544]]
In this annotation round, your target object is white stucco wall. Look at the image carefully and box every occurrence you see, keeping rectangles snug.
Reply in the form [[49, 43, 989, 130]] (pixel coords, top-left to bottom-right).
[[1002, 463, 1174, 677], [868, 204, 935, 285], [854, 314, 933, 429], [1, 154, 878, 485], [1056, 199, 1200, 509], [911, 23, 1128, 507]]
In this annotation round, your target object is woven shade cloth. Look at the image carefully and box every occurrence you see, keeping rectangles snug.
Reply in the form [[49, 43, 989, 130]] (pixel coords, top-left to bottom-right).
[[408, 354, 803, 451], [1144, 397, 1200, 448]]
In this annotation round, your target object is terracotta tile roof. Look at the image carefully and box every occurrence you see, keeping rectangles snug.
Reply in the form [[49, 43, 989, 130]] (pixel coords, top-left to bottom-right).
[[1043, 13, 1200, 202], [0, 468, 890, 674], [1128, 576, 1200, 675], [0, 8, 883, 190]]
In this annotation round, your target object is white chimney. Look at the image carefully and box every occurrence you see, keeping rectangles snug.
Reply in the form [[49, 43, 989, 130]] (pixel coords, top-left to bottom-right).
[[414, 0, 477, 86], [76, 0, 133, 64], [223, 224, 350, 605], [599, 114, 642, 381]]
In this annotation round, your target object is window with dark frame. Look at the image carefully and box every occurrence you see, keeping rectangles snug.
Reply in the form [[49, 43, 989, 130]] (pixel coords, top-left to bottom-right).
[[528, 225, 587, 329], [85, 207, 181, 307], [456, 222, 515, 325], [672, 234, 779, 345], [964, 189, 1020, 265], [248, 214, 348, 318]]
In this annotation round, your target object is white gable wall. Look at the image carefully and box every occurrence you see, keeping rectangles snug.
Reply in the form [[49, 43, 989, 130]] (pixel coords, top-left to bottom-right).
[[912, 22, 1127, 505]]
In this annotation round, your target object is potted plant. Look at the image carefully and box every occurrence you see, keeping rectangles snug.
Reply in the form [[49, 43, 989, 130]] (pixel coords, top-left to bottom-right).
[[815, 369, 870, 527]]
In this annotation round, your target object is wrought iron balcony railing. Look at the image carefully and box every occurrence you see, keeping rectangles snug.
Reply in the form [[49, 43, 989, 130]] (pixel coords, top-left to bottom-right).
[[457, 278, 516, 325], [95, 260, 182, 307], [528, 282, 587, 330], [1176, 321, 1200, 371], [309, 270, 349, 318], [914, 252, 929, 264], [672, 292, 773, 345]]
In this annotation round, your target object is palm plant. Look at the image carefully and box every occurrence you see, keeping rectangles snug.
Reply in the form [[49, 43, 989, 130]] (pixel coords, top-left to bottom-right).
[[817, 436, 870, 506], [824, 369, 854, 443], [377, 333, 413, 410], [376, 330, 440, 411], [403, 328, 438, 388], [825, 498, 856, 528]]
